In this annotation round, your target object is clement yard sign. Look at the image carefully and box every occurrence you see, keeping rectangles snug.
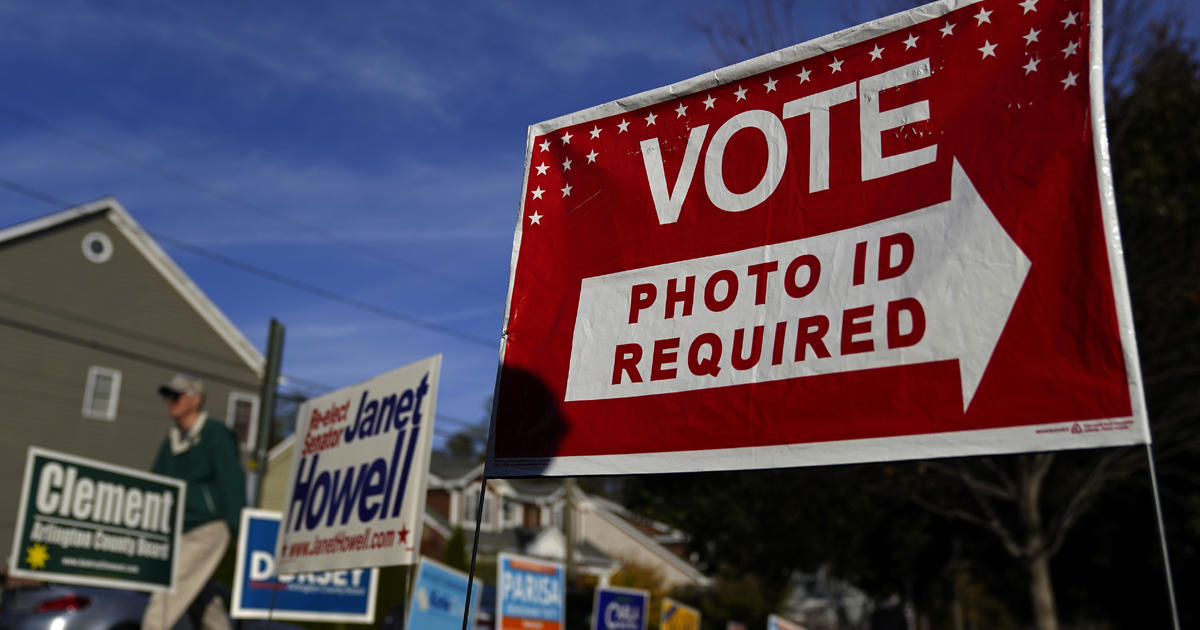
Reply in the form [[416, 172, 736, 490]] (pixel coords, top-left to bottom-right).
[[8, 447, 184, 591]]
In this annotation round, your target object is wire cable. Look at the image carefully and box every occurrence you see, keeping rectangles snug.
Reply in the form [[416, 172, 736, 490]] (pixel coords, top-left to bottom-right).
[[0, 291, 251, 370], [0, 313, 261, 390], [0, 176, 498, 349], [153, 234, 497, 348], [0, 102, 492, 295], [1, 177, 498, 439], [0, 307, 483, 438]]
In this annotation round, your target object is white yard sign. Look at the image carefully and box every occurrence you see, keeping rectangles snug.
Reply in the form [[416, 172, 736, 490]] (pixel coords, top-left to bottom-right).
[[275, 355, 440, 573]]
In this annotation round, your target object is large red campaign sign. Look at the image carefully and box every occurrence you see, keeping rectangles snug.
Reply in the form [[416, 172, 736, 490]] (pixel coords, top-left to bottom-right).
[[489, 0, 1149, 476]]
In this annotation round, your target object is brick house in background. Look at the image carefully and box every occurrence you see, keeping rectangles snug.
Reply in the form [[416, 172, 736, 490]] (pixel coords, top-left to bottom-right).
[[0, 199, 264, 562], [262, 445, 710, 590]]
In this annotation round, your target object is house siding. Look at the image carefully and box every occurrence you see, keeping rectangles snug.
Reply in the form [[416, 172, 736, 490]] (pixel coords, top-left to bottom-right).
[[663, 542, 689, 559], [427, 489, 451, 520], [0, 211, 259, 560], [420, 525, 445, 559], [580, 510, 703, 589], [261, 453, 293, 512], [257, 441, 710, 588]]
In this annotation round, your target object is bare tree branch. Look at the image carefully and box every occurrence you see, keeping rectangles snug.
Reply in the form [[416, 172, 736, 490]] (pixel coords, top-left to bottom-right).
[[958, 466, 1019, 502], [926, 460, 1017, 501], [910, 493, 1022, 558], [980, 456, 1018, 497], [1045, 450, 1126, 557]]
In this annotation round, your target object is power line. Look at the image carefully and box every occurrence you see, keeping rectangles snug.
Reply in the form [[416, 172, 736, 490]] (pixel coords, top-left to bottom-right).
[[0, 176, 71, 208], [435, 414, 484, 429], [0, 298, 485, 434], [0, 177, 501, 433], [154, 234, 498, 348], [277, 374, 336, 393], [272, 380, 482, 429], [0, 291, 251, 371], [267, 374, 482, 430], [0, 102, 491, 295], [277, 426, 463, 441], [0, 176, 498, 349], [0, 292, 347, 396], [0, 313, 261, 390]]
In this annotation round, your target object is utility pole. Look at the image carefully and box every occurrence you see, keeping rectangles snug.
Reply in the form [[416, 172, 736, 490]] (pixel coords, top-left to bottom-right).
[[564, 477, 577, 584], [253, 318, 285, 507]]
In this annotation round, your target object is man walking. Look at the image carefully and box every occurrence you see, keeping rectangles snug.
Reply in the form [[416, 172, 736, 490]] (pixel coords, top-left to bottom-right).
[[143, 374, 245, 630]]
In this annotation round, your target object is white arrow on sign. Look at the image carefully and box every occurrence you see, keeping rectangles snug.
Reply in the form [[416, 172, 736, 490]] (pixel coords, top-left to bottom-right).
[[565, 159, 1030, 411]]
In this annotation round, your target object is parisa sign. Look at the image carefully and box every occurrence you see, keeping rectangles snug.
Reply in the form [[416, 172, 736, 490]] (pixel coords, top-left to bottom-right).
[[488, 0, 1148, 476], [276, 355, 440, 573], [496, 552, 565, 630], [7, 448, 184, 592], [231, 509, 378, 623]]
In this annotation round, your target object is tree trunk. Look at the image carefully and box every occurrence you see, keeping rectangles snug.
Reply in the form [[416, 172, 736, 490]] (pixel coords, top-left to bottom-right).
[[1027, 554, 1059, 630], [1017, 455, 1059, 630]]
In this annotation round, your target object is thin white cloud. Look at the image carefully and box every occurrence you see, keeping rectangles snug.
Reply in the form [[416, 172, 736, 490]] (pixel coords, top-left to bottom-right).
[[0, 3, 460, 119], [287, 322, 363, 340], [485, 0, 715, 71], [0, 0, 746, 437], [0, 115, 521, 247]]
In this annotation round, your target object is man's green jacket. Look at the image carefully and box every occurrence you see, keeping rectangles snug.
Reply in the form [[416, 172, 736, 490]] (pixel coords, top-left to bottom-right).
[[152, 414, 246, 534]]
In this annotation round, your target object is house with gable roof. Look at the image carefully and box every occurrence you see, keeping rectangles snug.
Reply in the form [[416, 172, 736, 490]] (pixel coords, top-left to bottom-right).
[[0, 198, 265, 561], [261, 444, 711, 590]]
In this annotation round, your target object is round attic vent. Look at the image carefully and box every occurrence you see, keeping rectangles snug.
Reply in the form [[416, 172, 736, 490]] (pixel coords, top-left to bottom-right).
[[81, 231, 114, 263]]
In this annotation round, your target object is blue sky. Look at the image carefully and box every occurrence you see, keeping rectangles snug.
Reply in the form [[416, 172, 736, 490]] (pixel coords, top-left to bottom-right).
[[0, 1, 1193, 444]]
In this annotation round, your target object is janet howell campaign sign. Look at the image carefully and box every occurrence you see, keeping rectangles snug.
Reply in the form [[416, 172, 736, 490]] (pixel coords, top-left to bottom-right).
[[276, 356, 440, 574]]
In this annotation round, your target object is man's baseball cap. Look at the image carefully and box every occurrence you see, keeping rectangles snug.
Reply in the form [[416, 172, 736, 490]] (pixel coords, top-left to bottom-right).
[[158, 373, 205, 398]]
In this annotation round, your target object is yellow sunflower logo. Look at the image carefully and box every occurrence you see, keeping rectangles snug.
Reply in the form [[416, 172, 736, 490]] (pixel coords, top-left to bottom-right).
[[25, 542, 50, 570]]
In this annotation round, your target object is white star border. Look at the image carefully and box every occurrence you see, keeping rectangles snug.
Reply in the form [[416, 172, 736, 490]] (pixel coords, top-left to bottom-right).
[[522, 0, 1095, 226]]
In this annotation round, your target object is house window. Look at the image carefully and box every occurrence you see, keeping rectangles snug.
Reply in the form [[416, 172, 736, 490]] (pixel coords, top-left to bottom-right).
[[462, 487, 496, 529], [82, 367, 121, 421], [226, 392, 259, 452]]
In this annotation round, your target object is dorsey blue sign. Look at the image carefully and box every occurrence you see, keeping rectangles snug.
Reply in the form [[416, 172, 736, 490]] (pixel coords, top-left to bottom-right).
[[231, 509, 377, 623]]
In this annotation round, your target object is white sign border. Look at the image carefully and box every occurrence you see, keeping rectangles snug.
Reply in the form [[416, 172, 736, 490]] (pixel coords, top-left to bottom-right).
[[275, 354, 442, 574], [488, 0, 1151, 477], [6, 446, 186, 593], [491, 417, 1149, 477]]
